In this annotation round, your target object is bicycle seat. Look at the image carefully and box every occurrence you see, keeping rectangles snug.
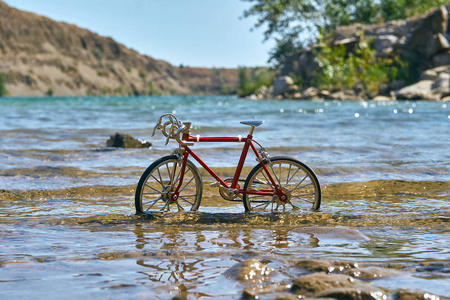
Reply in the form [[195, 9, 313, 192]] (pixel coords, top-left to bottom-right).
[[240, 120, 265, 127]]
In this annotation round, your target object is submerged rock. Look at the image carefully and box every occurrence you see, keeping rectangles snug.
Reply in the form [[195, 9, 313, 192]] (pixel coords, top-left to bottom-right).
[[291, 273, 356, 295], [294, 259, 359, 274], [343, 266, 401, 279], [106, 132, 151, 148], [316, 287, 388, 300], [291, 273, 388, 299], [223, 259, 276, 282], [395, 289, 443, 300]]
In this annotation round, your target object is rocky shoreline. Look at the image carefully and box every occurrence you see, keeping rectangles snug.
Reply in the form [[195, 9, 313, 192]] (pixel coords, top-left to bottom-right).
[[246, 6, 450, 101]]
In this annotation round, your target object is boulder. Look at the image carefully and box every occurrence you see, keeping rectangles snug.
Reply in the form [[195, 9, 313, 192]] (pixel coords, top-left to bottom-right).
[[432, 50, 450, 67], [410, 6, 449, 58], [301, 87, 320, 99], [396, 80, 437, 100], [372, 34, 400, 56], [329, 89, 367, 100], [244, 86, 274, 100], [431, 6, 448, 34], [421, 65, 450, 80], [106, 132, 152, 148], [373, 95, 393, 101], [272, 76, 296, 96], [396, 70, 450, 101]]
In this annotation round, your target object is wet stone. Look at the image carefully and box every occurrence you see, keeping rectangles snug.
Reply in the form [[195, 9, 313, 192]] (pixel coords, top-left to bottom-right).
[[291, 273, 357, 295], [224, 259, 276, 282], [295, 259, 359, 274], [315, 287, 388, 300], [242, 284, 292, 300], [106, 132, 151, 148], [343, 266, 400, 279], [395, 289, 443, 300]]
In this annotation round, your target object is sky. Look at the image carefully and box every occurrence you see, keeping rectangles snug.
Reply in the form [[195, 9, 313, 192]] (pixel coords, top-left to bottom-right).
[[5, 0, 275, 68]]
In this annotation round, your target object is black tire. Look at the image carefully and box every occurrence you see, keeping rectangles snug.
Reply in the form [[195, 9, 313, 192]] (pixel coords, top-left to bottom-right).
[[243, 156, 321, 212], [135, 155, 203, 214]]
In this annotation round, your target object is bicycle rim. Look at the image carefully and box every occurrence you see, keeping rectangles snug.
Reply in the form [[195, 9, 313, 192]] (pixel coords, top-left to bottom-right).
[[243, 156, 321, 212], [135, 156, 202, 213]]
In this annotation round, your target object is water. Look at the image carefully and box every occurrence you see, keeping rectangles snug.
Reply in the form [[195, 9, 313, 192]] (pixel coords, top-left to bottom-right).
[[0, 96, 449, 299]]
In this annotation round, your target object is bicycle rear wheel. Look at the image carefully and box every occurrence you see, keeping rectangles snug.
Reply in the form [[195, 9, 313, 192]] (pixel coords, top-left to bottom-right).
[[135, 155, 203, 214], [243, 156, 321, 212]]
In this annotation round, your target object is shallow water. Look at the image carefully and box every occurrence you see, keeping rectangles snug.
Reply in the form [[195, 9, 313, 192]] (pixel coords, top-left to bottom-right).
[[0, 96, 449, 299]]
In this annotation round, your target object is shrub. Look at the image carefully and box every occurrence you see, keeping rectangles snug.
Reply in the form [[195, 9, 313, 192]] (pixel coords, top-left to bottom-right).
[[46, 88, 54, 96], [0, 72, 9, 97], [237, 67, 275, 96], [314, 32, 408, 93]]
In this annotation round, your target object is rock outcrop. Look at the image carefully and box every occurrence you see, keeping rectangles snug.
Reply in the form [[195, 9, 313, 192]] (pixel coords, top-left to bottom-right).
[[0, 1, 239, 96], [250, 6, 450, 101]]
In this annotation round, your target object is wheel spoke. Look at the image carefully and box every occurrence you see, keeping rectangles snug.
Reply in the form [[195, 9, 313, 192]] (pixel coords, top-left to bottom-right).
[[291, 195, 314, 203], [268, 163, 281, 187], [179, 196, 194, 206], [252, 200, 272, 209], [290, 182, 313, 192], [243, 158, 321, 213], [287, 167, 300, 185], [179, 176, 195, 192], [286, 164, 292, 185], [260, 172, 274, 188], [175, 201, 185, 212], [136, 157, 202, 213], [157, 169, 164, 188], [165, 163, 172, 184], [160, 200, 170, 212], [144, 197, 162, 210], [291, 175, 308, 192], [145, 183, 162, 193]]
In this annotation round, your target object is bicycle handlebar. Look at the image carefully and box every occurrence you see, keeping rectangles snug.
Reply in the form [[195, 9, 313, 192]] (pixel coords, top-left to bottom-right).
[[152, 113, 194, 146]]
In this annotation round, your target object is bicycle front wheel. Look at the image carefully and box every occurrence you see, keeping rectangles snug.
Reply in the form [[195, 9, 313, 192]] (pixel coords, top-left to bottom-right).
[[135, 155, 203, 214], [243, 156, 321, 212]]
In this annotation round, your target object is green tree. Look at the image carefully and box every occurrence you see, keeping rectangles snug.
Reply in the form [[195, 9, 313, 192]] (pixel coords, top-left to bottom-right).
[[0, 72, 9, 96]]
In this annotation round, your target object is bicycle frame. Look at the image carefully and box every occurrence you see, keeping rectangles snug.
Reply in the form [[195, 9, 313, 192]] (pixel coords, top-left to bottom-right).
[[168, 131, 284, 202]]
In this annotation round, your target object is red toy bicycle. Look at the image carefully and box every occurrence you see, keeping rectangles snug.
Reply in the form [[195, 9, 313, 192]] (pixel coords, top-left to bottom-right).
[[135, 113, 321, 213]]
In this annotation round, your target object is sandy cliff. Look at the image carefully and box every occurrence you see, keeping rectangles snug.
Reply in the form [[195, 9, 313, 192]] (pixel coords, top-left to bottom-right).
[[0, 1, 239, 96]]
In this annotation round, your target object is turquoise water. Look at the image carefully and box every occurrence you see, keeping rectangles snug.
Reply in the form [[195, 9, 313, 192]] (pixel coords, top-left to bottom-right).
[[1, 96, 449, 189], [0, 96, 449, 299]]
